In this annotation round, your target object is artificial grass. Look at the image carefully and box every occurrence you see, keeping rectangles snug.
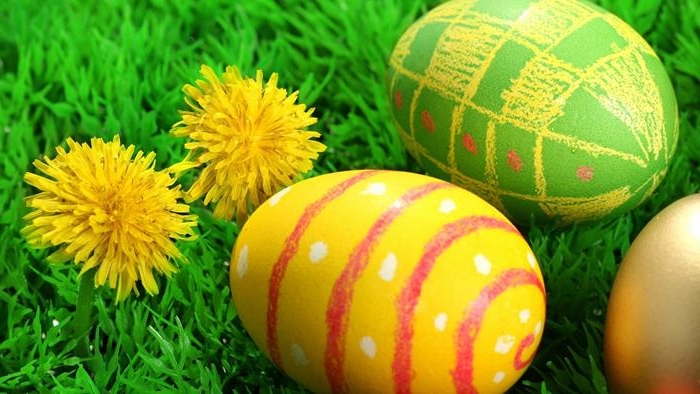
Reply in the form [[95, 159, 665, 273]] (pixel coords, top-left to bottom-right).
[[0, 0, 698, 392]]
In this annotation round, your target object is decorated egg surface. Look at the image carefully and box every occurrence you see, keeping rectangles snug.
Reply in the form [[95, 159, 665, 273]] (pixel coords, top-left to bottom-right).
[[604, 194, 700, 393], [230, 170, 546, 393], [387, 0, 678, 226]]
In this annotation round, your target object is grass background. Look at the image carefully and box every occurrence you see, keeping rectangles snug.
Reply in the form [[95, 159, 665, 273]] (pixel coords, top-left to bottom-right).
[[0, 0, 699, 392]]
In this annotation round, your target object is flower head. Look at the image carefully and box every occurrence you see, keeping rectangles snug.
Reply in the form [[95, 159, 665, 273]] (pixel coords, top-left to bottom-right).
[[171, 64, 326, 223], [22, 136, 198, 302]]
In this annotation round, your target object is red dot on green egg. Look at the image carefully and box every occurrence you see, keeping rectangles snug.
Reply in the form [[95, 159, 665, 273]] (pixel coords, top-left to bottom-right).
[[576, 166, 594, 182], [507, 150, 523, 172], [462, 133, 477, 155], [395, 91, 403, 110], [420, 110, 436, 133]]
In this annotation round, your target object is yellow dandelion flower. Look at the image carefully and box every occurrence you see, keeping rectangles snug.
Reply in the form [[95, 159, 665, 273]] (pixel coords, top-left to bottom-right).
[[170, 64, 326, 223], [22, 136, 198, 303]]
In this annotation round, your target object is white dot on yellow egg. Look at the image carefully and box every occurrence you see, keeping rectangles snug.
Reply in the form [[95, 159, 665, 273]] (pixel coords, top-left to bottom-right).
[[494, 335, 515, 354], [290, 343, 309, 366], [439, 198, 456, 214], [268, 186, 292, 207], [474, 254, 491, 275], [236, 245, 249, 278], [379, 253, 397, 281], [519, 309, 531, 323], [493, 371, 506, 384], [534, 321, 543, 336], [527, 252, 537, 268], [391, 199, 405, 209], [359, 336, 377, 359], [362, 182, 387, 196], [434, 313, 448, 331], [309, 241, 328, 263]]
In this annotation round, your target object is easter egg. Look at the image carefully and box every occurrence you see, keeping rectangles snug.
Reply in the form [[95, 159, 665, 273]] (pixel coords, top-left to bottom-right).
[[230, 170, 546, 393], [604, 195, 700, 393], [387, 0, 678, 226]]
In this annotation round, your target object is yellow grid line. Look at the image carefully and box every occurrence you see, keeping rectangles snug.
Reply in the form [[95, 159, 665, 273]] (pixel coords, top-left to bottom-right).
[[533, 135, 545, 195], [397, 126, 663, 223], [406, 1, 480, 142], [392, 54, 650, 168], [447, 105, 466, 181], [582, 48, 665, 162], [496, 0, 600, 203]]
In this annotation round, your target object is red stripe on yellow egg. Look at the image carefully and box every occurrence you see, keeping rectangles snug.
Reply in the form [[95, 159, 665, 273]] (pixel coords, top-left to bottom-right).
[[324, 181, 454, 393], [393, 216, 519, 394], [513, 333, 536, 370], [266, 170, 380, 369], [451, 269, 545, 394]]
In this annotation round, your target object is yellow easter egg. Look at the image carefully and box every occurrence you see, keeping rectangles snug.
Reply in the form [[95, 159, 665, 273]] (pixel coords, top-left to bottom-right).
[[230, 170, 546, 393]]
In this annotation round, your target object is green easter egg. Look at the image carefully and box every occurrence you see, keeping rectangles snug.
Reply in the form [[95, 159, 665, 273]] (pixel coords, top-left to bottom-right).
[[387, 0, 678, 226]]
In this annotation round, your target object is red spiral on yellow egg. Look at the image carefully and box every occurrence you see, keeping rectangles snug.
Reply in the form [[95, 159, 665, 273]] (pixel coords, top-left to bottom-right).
[[267, 170, 380, 368], [325, 181, 455, 393], [451, 268, 544, 394], [393, 217, 538, 394], [233, 170, 546, 394]]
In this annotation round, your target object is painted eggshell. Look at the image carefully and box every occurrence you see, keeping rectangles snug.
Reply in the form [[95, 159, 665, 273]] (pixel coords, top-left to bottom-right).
[[387, 0, 678, 226], [604, 194, 700, 393], [230, 170, 546, 393]]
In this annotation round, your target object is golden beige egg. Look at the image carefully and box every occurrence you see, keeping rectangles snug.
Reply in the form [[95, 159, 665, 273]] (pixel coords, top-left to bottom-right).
[[604, 194, 700, 393]]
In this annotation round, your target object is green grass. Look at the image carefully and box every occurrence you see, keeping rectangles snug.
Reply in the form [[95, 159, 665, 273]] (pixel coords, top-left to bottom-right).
[[1, 0, 699, 392]]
